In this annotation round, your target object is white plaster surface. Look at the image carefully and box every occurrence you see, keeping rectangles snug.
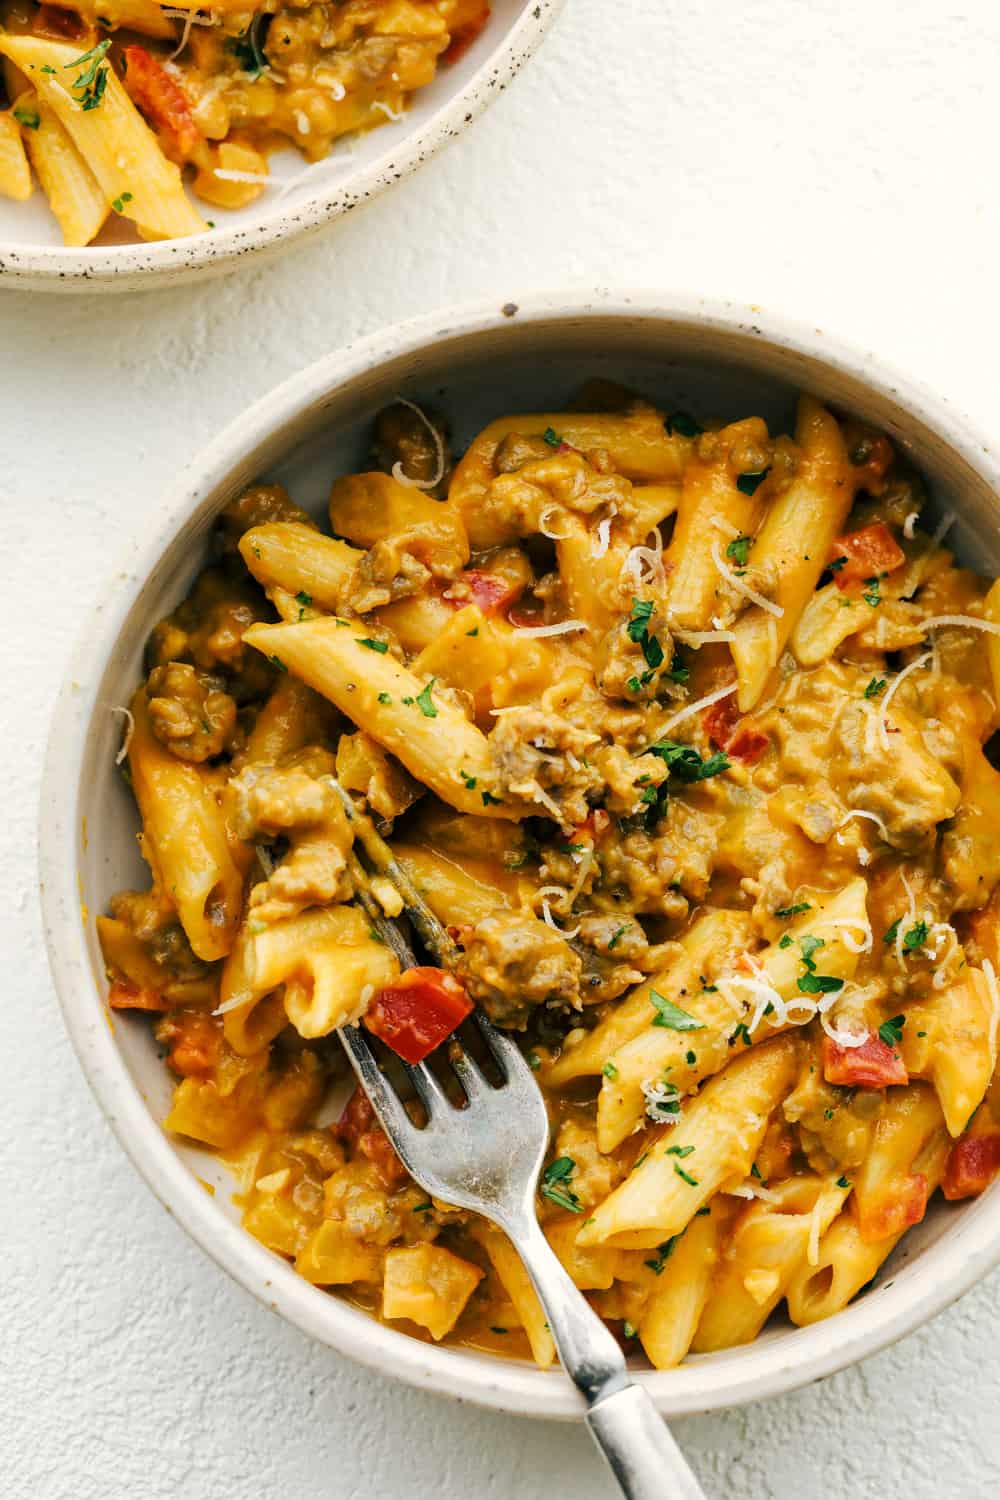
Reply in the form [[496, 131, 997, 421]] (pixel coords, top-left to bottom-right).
[[5, 1, 1000, 1494]]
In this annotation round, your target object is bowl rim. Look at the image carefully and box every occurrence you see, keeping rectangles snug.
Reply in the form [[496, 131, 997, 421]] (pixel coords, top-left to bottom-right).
[[0, 0, 562, 293], [39, 288, 1000, 1419]]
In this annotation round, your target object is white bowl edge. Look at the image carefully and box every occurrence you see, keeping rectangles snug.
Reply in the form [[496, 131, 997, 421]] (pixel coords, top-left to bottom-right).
[[38, 288, 1000, 1419], [0, 0, 564, 294]]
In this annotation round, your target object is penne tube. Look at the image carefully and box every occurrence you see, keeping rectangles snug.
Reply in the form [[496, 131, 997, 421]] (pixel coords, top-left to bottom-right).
[[901, 970, 998, 1137], [20, 91, 108, 245], [243, 617, 521, 818], [0, 33, 206, 239], [787, 1116, 949, 1324], [0, 107, 32, 200], [240, 523, 362, 613], [578, 1035, 801, 1251], [243, 674, 337, 766], [546, 909, 756, 1089], [392, 843, 512, 926], [851, 1081, 946, 1243], [638, 1196, 733, 1369], [691, 1174, 848, 1351], [450, 409, 693, 548], [663, 417, 770, 632], [596, 879, 868, 1151], [729, 398, 859, 710], [471, 1224, 555, 1368], [127, 689, 248, 962]]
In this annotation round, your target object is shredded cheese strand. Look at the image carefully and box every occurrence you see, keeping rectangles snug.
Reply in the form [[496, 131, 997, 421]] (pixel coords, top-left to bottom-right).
[[111, 706, 135, 765], [511, 619, 590, 638], [710, 539, 784, 618], [657, 681, 737, 736], [919, 613, 1000, 639], [878, 650, 933, 750]]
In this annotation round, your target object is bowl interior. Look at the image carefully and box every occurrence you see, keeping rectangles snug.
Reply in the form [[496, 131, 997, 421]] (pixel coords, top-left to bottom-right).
[[58, 305, 1000, 1415]]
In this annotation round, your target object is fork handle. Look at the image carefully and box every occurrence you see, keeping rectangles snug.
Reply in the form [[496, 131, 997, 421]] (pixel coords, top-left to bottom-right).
[[586, 1385, 705, 1500], [508, 1215, 706, 1499]]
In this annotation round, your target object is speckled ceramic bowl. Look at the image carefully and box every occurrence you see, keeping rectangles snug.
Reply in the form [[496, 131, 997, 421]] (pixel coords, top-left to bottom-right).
[[39, 292, 1000, 1417], [0, 0, 561, 293]]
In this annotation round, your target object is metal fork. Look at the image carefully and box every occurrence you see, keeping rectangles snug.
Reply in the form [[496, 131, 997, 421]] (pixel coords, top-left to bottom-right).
[[333, 795, 707, 1500]]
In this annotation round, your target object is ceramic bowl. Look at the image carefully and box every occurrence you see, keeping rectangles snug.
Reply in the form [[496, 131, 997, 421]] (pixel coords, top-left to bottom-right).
[[39, 291, 1000, 1417], [0, 0, 561, 293]]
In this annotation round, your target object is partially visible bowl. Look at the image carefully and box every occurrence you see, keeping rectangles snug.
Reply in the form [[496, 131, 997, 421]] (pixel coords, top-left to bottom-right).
[[0, 0, 562, 293], [39, 291, 1000, 1417]]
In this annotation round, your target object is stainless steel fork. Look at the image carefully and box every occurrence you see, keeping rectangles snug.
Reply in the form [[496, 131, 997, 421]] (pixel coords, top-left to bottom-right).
[[339, 1000, 706, 1498]]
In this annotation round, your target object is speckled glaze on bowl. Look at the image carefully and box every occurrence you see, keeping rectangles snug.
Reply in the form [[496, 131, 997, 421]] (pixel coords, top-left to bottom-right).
[[39, 292, 1000, 1418], [0, 0, 562, 294]]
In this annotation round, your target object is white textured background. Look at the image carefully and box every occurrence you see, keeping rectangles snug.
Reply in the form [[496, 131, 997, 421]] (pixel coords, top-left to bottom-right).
[[5, 1, 1000, 1495]]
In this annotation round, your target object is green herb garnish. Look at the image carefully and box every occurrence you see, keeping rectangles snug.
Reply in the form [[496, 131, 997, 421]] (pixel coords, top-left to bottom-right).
[[775, 901, 811, 918], [736, 468, 770, 496], [359, 638, 388, 654], [647, 739, 730, 782], [602, 1061, 619, 1081], [726, 536, 752, 568], [415, 679, 438, 717], [863, 677, 887, 699], [878, 1014, 906, 1048], [541, 1156, 583, 1213], [650, 991, 704, 1031]]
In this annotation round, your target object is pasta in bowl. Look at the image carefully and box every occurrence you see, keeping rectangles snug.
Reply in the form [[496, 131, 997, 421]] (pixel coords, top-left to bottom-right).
[[0, 0, 559, 286], [41, 298, 1000, 1415]]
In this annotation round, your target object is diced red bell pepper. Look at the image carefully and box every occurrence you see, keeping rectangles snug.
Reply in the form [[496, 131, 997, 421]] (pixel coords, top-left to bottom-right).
[[857, 1172, 929, 1242], [943, 1131, 1000, 1200], [822, 1033, 908, 1088], [108, 979, 168, 1012], [447, 568, 524, 617], [364, 966, 474, 1064], [155, 1011, 222, 1077], [829, 523, 906, 590], [702, 692, 769, 764], [443, 3, 490, 64], [122, 45, 200, 163], [336, 1084, 408, 1189]]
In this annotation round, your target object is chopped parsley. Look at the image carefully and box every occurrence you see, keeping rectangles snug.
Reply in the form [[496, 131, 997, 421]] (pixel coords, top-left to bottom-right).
[[65, 38, 111, 109], [12, 106, 40, 130], [526, 1050, 541, 1071], [541, 1156, 583, 1213], [729, 1022, 752, 1046], [685, 1049, 697, 1065], [861, 576, 882, 608], [696, 1205, 711, 1217], [607, 924, 628, 951], [647, 739, 730, 782], [415, 679, 438, 717], [726, 536, 752, 568], [665, 411, 703, 438], [490, 1327, 508, 1335], [358, 638, 388, 653], [794, 933, 844, 995], [481, 790, 502, 806], [775, 901, 811, 918], [666, 1144, 695, 1158], [466, 627, 479, 637], [836, 1176, 851, 1190], [412, 1200, 433, 1214], [377, 691, 392, 704], [644, 1236, 679, 1274], [625, 597, 665, 686], [673, 1163, 699, 1186], [736, 468, 770, 497], [650, 990, 704, 1031], [459, 770, 477, 789], [884, 919, 901, 945], [295, 589, 312, 607], [863, 677, 887, 699], [903, 920, 929, 952], [878, 1014, 906, 1049], [542, 426, 561, 447], [779, 934, 793, 950], [268, 654, 287, 672], [622, 1321, 638, 1339], [602, 1061, 619, 1081]]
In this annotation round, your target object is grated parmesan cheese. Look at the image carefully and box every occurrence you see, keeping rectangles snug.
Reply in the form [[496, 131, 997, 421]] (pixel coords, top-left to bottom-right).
[[213, 167, 271, 184], [878, 650, 933, 750], [111, 705, 135, 765], [592, 515, 614, 558], [372, 100, 404, 121], [674, 628, 737, 646], [919, 613, 1000, 640], [656, 681, 737, 736], [511, 619, 590, 639]]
